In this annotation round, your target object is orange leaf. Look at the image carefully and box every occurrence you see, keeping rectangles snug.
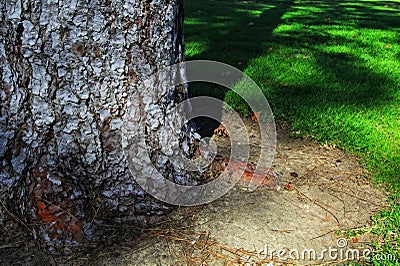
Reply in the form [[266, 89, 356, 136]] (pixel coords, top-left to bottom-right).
[[323, 216, 331, 222], [251, 111, 261, 122], [284, 183, 295, 191]]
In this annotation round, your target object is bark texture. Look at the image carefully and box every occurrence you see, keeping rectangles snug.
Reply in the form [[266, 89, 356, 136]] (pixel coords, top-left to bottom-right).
[[0, 0, 194, 254]]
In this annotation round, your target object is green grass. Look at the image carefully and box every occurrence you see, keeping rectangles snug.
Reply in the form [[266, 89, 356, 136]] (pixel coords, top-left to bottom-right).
[[184, 0, 400, 264]]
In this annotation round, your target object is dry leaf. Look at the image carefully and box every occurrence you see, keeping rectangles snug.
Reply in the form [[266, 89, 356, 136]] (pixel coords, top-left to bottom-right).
[[323, 216, 331, 222], [284, 183, 295, 191], [290, 171, 298, 178], [214, 125, 228, 137], [251, 111, 261, 122]]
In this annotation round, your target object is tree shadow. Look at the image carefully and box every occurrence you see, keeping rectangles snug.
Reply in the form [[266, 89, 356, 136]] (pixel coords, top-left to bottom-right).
[[184, 0, 399, 143], [286, 0, 400, 30], [184, 0, 294, 69], [184, 0, 399, 104], [260, 0, 400, 110], [184, 0, 295, 136]]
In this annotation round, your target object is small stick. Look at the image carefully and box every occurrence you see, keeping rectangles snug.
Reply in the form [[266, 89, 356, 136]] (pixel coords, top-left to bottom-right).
[[0, 241, 24, 249], [0, 199, 34, 235], [35, 195, 78, 220], [293, 187, 341, 224]]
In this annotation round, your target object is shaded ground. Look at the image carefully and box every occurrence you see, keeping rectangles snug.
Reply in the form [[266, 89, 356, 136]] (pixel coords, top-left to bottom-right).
[[0, 113, 388, 265]]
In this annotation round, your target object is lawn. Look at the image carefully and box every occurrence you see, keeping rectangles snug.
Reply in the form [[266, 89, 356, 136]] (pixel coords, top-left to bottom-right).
[[184, 0, 400, 264]]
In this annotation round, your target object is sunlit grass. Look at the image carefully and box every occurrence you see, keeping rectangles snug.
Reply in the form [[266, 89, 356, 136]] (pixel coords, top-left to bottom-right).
[[185, 41, 208, 58]]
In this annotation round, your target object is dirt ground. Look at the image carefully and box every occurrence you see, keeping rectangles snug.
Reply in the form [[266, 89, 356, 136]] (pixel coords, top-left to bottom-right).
[[0, 113, 388, 265]]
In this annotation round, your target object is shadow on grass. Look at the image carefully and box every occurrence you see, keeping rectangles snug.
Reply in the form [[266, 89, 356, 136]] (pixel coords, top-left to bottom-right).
[[184, 0, 294, 96], [253, 0, 400, 117], [184, 0, 294, 67], [282, 0, 400, 30], [184, 0, 399, 104], [184, 0, 295, 135], [266, 47, 398, 110]]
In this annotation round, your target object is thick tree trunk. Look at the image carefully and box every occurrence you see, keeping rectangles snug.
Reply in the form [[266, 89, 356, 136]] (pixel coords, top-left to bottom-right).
[[0, 0, 193, 254]]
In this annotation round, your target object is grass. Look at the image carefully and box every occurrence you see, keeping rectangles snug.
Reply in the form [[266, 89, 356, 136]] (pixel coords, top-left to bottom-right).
[[184, 0, 400, 264]]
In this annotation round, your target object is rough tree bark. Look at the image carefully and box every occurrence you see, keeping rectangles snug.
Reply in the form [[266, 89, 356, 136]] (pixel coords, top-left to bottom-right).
[[0, 0, 196, 254]]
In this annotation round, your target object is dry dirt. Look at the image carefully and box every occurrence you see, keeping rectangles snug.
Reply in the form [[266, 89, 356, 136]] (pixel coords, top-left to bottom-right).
[[0, 113, 388, 265]]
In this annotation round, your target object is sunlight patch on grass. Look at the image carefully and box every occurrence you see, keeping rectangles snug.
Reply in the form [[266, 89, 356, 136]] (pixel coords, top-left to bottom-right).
[[235, 8, 263, 17], [184, 17, 207, 25], [185, 41, 209, 58], [272, 23, 305, 34]]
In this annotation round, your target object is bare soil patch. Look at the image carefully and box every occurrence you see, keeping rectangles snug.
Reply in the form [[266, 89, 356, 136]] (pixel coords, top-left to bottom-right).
[[0, 113, 388, 265]]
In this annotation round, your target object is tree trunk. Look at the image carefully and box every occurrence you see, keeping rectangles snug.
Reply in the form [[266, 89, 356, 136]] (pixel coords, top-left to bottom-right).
[[0, 0, 193, 254]]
